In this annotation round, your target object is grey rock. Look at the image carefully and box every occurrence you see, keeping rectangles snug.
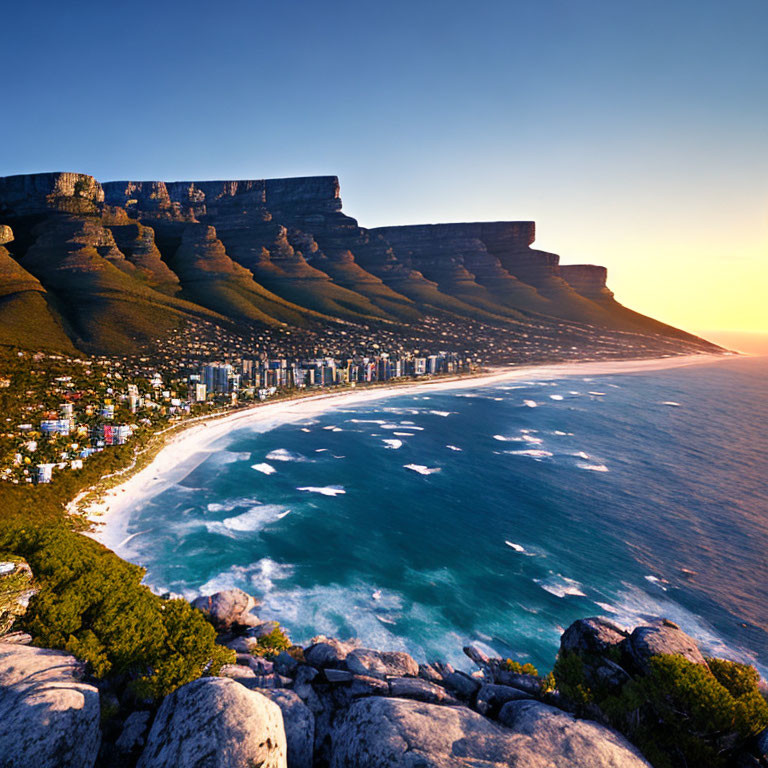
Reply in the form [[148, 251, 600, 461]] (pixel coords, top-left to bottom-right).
[[0, 631, 32, 644], [627, 623, 708, 672], [345, 647, 419, 679], [0, 643, 101, 768], [443, 670, 482, 699], [225, 635, 262, 654], [191, 588, 261, 630], [388, 676, 458, 704], [324, 668, 354, 683], [494, 671, 542, 695], [305, 641, 348, 668], [115, 711, 151, 753], [264, 689, 314, 768], [418, 662, 445, 683], [476, 683, 533, 716], [561, 617, 630, 656], [293, 665, 319, 699], [347, 674, 390, 698], [463, 644, 491, 666], [331, 696, 652, 767], [137, 677, 287, 768], [497, 699, 652, 767], [218, 663, 257, 681], [274, 650, 300, 677]]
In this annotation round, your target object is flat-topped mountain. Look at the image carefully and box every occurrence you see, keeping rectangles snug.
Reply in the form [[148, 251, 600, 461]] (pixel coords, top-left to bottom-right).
[[0, 171, 717, 356]]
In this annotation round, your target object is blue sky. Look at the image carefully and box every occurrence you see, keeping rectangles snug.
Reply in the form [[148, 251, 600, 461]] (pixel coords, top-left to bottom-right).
[[2, 0, 767, 331]]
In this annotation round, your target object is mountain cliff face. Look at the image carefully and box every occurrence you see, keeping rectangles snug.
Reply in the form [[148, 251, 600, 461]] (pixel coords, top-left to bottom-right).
[[0, 171, 716, 355]]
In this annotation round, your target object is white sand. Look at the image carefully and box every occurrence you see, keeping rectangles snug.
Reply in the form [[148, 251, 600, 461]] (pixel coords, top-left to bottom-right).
[[84, 353, 726, 551]]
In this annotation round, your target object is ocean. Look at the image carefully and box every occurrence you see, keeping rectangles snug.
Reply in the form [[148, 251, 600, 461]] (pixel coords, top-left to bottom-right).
[[110, 355, 768, 674]]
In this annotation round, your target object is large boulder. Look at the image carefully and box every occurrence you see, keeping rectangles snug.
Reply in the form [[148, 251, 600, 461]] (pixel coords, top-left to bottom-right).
[[0, 643, 101, 768], [330, 696, 652, 767], [191, 588, 261, 630], [627, 623, 708, 672], [498, 699, 652, 767], [345, 648, 419, 679], [561, 617, 629, 656], [137, 677, 287, 768], [0, 556, 36, 635], [264, 689, 314, 768]]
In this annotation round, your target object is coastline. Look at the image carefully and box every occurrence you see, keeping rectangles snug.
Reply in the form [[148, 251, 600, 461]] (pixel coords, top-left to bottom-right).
[[83, 352, 726, 553]]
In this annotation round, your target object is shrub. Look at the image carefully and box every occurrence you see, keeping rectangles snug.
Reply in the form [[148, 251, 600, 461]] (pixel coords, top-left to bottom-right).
[[251, 625, 292, 660], [0, 523, 234, 699], [501, 658, 539, 676], [554, 651, 768, 768]]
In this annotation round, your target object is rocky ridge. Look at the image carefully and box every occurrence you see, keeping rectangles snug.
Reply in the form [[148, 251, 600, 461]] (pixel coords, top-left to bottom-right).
[[0, 171, 719, 357]]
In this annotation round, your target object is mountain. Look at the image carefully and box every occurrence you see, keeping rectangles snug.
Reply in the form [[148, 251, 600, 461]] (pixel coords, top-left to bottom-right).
[[0, 171, 718, 356]]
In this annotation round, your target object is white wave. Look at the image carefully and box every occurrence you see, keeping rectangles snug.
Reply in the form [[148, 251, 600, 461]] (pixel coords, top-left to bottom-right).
[[505, 449, 553, 459], [207, 496, 260, 513], [662, 401, 681, 407], [536, 574, 587, 598], [549, 394, 564, 400], [576, 462, 609, 472], [348, 419, 388, 424], [644, 574, 667, 590], [301, 428, 311, 433], [595, 601, 619, 613], [211, 450, 251, 465], [446, 444, 462, 451], [323, 425, 338, 430], [297, 485, 346, 496], [505, 541, 526, 553], [206, 504, 290, 535], [393, 432, 416, 436], [266, 448, 306, 462], [523, 400, 538, 408], [376, 615, 397, 625], [315, 448, 328, 452], [573, 451, 590, 459], [251, 462, 276, 475], [429, 410, 452, 417], [588, 391, 606, 396], [404, 464, 441, 475], [198, 558, 294, 596], [383, 439, 403, 449]]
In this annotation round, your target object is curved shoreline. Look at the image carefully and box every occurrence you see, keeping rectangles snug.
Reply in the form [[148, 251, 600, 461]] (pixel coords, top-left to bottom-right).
[[86, 353, 725, 552]]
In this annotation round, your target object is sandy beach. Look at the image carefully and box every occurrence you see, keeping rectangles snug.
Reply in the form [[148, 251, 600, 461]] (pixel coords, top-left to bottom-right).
[[84, 353, 726, 551]]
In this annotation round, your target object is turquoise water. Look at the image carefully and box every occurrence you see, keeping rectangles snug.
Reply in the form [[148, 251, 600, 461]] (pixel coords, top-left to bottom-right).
[[113, 356, 768, 673]]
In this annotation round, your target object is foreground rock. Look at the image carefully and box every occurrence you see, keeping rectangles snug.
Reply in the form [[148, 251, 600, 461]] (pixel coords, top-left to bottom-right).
[[330, 696, 651, 767], [191, 588, 262, 630], [0, 643, 101, 768], [264, 689, 315, 768], [137, 677, 287, 768], [498, 700, 652, 767]]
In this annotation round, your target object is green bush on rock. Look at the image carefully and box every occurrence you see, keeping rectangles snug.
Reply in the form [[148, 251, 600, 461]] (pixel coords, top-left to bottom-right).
[[554, 651, 768, 768], [252, 625, 292, 660], [0, 524, 234, 699]]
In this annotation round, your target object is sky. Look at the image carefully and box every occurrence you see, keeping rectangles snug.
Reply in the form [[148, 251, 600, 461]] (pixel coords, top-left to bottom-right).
[[1, 0, 766, 334]]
